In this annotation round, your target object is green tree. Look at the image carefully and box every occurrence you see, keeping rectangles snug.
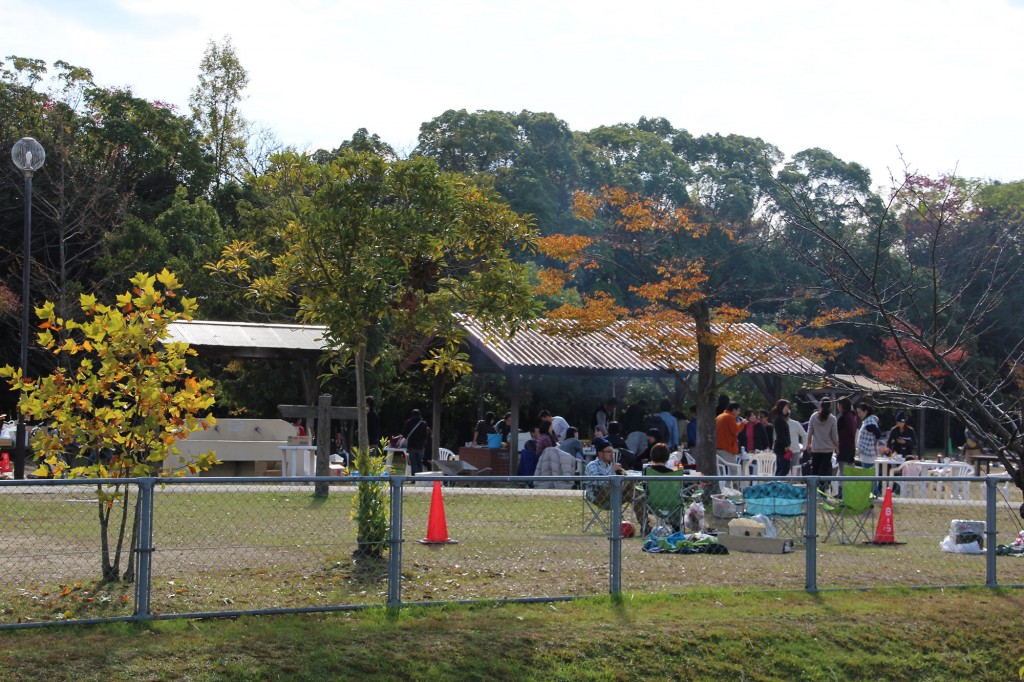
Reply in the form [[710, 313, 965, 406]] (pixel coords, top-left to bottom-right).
[[209, 151, 538, 492], [769, 171, 1024, 510], [0, 270, 218, 581], [189, 36, 249, 191]]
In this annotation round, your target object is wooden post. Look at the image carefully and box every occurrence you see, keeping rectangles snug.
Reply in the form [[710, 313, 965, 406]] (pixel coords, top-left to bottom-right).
[[278, 396, 360, 498], [509, 372, 521, 476], [315, 395, 331, 497]]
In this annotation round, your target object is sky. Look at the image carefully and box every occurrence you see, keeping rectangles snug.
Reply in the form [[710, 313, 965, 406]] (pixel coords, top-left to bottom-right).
[[3, 0, 1023, 189]]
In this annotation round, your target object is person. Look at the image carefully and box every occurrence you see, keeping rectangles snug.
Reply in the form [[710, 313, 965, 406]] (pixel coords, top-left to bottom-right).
[[855, 401, 887, 468], [622, 399, 648, 435], [584, 437, 648, 534], [497, 412, 513, 443], [657, 400, 680, 450], [686, 405, 698, 448], [365, 396, 381, 451], [592, 398, 618, 438], [788, 415, 808, 474], [759, 410, 774, 448], [771, 399, 794, 476], [534, 445, 578, 489], [645, 442, 675, 474], [805, 399, 839, 487], [742, 409, 771, 452], [592, 425, 608, 440], [715, 394, 731, 416], [559, 427, 585, 460], [835, 396, 858, 467], [534, 421, 555, 454], [606, 421, 637, 470], [887, 411, 917, 459], [292, 419, 306, 437], [637, 427, 662, 469], [402, 409, 430, 475], [474, 411, 497, 445], [539, 409, 570, 443], [715, 402, 747, 464]]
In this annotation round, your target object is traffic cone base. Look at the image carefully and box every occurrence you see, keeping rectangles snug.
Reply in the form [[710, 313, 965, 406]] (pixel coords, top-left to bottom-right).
[[418, 480, 458, 545], [871, 487, 897, 544]]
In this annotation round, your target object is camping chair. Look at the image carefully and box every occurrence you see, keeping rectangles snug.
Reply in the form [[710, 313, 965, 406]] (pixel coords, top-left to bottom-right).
[[582, 480, 613, 533], [743, 481, 806, 541], [643, 468, 690, 532], [819, 465, 876, 544]]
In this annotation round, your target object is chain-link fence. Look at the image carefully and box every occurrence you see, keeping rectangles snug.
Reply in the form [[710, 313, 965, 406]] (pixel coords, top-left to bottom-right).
[[2, 473, 1022, 629]]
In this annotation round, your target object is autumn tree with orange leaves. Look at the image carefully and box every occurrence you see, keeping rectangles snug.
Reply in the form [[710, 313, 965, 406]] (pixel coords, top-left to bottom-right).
[[538, 186, 847, 475]]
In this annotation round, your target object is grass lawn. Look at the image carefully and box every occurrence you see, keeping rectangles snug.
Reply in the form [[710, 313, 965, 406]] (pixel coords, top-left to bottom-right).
[[0, 588, 1021, 681], [3, 481, 1024, 625]]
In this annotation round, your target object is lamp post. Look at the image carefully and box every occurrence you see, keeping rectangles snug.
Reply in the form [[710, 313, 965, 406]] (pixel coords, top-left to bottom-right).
[[11, 137, 45, 480]]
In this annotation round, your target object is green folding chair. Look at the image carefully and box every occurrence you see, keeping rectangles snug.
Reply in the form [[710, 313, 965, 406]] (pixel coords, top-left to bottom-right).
[[643, 468, 690, 532], [819, 465, 876, 544]]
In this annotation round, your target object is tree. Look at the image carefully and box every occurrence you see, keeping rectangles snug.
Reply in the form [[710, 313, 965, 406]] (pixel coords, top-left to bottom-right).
[[769, 171, 1024, 512], [189, 36, 249, 191], [538, 186, 844, 475], [209, 151, 538, 495], [0, 270, 218, 581]]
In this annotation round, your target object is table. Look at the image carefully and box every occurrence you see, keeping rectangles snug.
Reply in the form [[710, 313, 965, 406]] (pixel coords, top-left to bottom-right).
[[970, 454, 1001, 476], [458, 446, 509, 475], [277, 445, 317, 477]]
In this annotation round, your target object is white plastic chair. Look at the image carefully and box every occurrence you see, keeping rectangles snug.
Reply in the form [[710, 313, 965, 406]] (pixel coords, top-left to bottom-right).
[[749, 452, 776, 478], [717, 456, 744, 488], [437, 447, 458, 461]]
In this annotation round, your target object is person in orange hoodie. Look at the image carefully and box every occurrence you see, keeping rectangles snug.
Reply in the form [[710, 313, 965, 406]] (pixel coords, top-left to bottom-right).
[[715, 402, 747, 464]]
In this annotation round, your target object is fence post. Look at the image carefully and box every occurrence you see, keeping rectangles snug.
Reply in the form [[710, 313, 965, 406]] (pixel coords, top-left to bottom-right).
[[805, 476, 818, 593], [986, 477, 997, 588], [609, 476, 623, 597], [133, 477, 155, 621], [387, 476, 404, 608]]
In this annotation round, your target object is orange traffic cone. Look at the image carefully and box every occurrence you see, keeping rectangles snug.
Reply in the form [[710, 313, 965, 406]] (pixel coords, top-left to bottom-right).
[[872, 487, 896, 544], [417, 480, 458, 545], [0, 452, 11, 476]]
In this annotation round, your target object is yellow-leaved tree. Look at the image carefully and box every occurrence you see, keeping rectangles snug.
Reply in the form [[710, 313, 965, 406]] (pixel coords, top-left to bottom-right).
[[0, 270, 219, 582]]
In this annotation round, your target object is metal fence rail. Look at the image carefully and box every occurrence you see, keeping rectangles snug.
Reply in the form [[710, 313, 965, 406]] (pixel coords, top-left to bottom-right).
[[1, 473, 1022, 629]]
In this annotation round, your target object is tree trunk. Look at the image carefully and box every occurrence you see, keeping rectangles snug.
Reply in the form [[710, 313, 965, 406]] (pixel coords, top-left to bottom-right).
[[431, 374, 445, 463], [355, 342, 369, 453], [692, 301, 720, 477]]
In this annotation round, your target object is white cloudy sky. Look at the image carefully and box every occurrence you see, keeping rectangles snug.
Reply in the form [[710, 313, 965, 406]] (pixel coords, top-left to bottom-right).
[[3, 0, 1022, 188]]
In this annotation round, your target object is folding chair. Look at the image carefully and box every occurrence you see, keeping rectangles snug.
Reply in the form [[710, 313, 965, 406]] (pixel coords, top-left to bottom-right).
[[819, 465, 875, 544], [582, 482, 613, 533], [743, 481, 806, 541], [643, 469, 690, 532]]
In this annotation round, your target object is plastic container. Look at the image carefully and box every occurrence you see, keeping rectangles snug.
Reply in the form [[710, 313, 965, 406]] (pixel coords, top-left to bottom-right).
[[487, 433, 503, 449], [712, 494, 744, 518]]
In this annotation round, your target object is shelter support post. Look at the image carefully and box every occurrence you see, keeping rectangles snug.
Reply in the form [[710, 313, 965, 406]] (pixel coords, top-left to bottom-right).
[[508, 371, 521, 476]]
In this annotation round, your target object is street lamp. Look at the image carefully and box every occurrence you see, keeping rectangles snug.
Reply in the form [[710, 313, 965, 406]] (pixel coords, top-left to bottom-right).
[[11, 137, 45, 480]]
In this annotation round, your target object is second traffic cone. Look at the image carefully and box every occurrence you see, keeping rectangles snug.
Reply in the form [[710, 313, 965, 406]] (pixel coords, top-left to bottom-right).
[[872, 487, 896, 544], [418, 480, 457, 545]]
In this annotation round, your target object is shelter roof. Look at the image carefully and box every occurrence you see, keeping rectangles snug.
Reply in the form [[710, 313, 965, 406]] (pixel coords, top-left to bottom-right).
[[459, 316, 826, 378], [164, 320, 331, 360]]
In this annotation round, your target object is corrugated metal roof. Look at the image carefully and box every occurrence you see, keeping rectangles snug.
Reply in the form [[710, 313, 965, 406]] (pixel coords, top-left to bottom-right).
[[164, 320, 332, 358], [460, 316, 825, 377]]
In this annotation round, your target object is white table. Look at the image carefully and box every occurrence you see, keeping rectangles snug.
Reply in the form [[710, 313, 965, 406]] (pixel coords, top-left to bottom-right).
[[278, 445, 317, 477]]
